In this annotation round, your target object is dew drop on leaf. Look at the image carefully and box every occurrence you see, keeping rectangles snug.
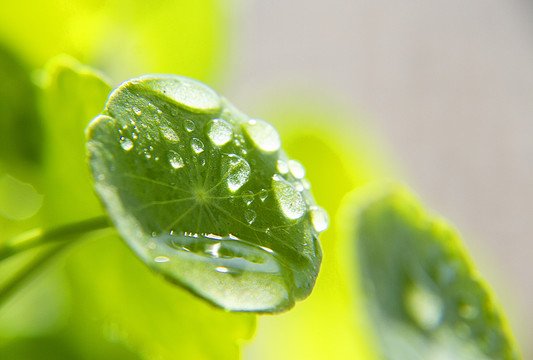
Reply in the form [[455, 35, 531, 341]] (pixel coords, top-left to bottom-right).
[[190, 137, 204, 154], [120, 137, 134, 151], [277, 159, 289, 174], [310, 206, 329, 232], [288, 159, 306, 179], [184, 119, 195, 132], [168, 150, 184, 169], [161, 126, 179, 143], [272, 174, 305, 220], [243, 118, 281, 152], [207, 118, 233, 146]]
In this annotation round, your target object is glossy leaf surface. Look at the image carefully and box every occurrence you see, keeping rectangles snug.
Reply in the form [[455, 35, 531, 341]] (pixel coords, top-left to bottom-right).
[[86, 75, 325, 313], [344, 184, 521, 360]]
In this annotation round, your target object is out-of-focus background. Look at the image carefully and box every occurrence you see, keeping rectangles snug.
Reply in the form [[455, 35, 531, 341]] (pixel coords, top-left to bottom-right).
[[221, 1, 533, 355], [0, 0, 531, 358]]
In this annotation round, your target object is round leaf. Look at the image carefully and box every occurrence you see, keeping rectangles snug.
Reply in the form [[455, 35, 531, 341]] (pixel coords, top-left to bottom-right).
[[86, 75, 326, 313]]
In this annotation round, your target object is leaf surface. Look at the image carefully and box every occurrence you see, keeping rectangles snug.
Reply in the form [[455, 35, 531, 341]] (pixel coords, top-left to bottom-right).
[[86, 75, 326, 313]]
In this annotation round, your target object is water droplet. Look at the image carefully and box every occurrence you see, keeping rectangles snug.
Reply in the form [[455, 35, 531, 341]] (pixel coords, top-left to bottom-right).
[[120, 137, 134, 151], [184, 119, 195, 132], [205, 242, 221, 257], [459, 304, 479, 320], [132, 133, 138, 140], [161, 126, 179, 142], [154, 77, 221, 111], [288, 159, 306, 179], [168, 150, 184, 169], [191, 138, 204, 154], [245, 209, 256, 224], [224, 154, 251, 192], [295, 182, 304, 192], [242, 190, 254, 205], [243, 118, 281, 152], [216, 266, 230, 273], [302, 178, 311, 190], [132, 106, 141, 115], [154, 256, 170, 263], [310, 206, 329, 232], [272, 174, 305, 220], [207, 119, 233, 146], [404, 283, 444, 330], [259, 189, 269, 201], [156, 108, 163, 115], [277, 159, 289, 174]]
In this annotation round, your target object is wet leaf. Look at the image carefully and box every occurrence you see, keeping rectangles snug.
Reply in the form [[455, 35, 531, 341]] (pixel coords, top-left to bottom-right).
[[342, 183, 522, 360], [86, 75, 326, 313]]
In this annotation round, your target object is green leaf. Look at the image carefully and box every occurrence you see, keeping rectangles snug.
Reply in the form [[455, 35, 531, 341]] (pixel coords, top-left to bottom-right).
[[342, 183, 522, 360], [86, 75, 326, 313], [39, 55, 112, 226]]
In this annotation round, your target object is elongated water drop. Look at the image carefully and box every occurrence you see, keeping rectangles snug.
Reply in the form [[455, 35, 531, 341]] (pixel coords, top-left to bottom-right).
[[208, 118, 233, 146], [272, 174, 305, 220], [120, 137, 134, 151], [243, 118, 281, 152], [191, 137, 204, 154], [310, 206, 329, 232]]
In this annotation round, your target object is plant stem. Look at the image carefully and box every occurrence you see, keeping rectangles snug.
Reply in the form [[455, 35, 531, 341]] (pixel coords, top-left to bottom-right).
[[0, 216, 112, 262], [0, 216, 114, 308]]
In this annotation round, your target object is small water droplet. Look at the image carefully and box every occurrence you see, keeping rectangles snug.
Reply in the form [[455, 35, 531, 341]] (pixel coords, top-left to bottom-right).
[[404, 283, 444, 331], [120, 137, 134, 151], [191, 137, 204, 154], [132, 133, 138, 140], [244, 118, 281, 152], [245, 209, 256, 224], [272, 174, 305, 220], [207, 118, 233, 146], [224, 154, 251, 192], [259, 189, 269, 201], [459, 304, 479, 320], [288, 159, 306, 179], [295, 182, 304, 192], [156, 108, 163, 115], [132, 106, 141, 115], [154, 256, 170, 263], [302, 178, 311, 190], [184, 119, 195, 132], [122, 124, 128, 130], [216, 266, 230, 273], [310, 206, 329, 232], [161, 126, 179, 142], [277, 159, 289, 174], [168, 150, 184, 169], [242, 191, 254, 205]]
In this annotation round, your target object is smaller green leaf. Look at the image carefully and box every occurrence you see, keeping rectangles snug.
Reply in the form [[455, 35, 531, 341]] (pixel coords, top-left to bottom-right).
[[342, 183, 522, 360], [86, 75, 326, 313]]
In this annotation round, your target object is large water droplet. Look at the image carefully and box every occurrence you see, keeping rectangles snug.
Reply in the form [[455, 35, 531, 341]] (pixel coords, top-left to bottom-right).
[[168, 150, 184, 169], [277, 159, 289, 174], [191, 138, 204, 154], [404, 283, 444, 331], [310, 206, 329, 232], [288, 159, 306, 179], [224, 154, 251, 192], [184, 119, 195, 132], [245, 209, 257, 224], [161, 126, 179, 143], [259, 189, 269, 201], [272, 174, 305, 220], [243, 119, 281, 152], [120, 137, 134, 151], [208, 119, 233, 146]]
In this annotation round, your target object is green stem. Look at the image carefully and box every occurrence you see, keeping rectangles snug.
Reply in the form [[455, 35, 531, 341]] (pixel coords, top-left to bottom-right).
[[0, 216, 111, 262], [0, 216, 114, 308]]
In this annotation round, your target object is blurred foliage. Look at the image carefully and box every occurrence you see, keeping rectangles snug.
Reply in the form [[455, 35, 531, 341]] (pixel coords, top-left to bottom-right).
[[0, 0, 229, 84], [340, 183, 522, 360]]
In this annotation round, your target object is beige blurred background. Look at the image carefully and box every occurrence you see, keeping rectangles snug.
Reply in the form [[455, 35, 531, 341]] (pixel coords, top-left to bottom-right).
[[224, 0, 533, 353]]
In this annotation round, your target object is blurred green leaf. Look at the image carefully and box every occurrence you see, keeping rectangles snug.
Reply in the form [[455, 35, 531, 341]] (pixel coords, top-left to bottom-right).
[[38, 55, 111, 226], [0, 0, 229, 83], [0, 44, 43, 168], [86, 75, 325, 313], [343, 183, 522, 360]]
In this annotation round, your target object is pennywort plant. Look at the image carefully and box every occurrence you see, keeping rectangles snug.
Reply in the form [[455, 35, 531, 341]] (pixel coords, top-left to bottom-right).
[[0, 56, 522, 359]]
